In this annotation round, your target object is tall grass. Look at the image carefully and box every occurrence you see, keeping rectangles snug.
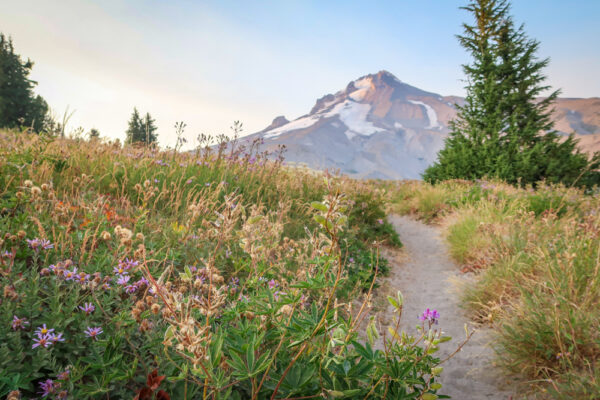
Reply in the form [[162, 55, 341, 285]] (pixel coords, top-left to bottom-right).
[[387, 179, 600, 398], [0, 130, 462, 400]]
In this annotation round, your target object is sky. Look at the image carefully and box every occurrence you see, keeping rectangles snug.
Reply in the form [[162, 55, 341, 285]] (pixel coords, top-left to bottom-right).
[[2, 0, 599, 147]]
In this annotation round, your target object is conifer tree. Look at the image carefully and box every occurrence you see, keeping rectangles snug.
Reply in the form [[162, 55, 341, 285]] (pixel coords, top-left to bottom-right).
[[0, 33, 49, 132], [423, 0, 600, 187], [125, 108, 158, 144]]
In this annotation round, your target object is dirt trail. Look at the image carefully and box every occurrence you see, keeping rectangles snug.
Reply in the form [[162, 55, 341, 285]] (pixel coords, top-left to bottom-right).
[[380, 215, 516, 399]]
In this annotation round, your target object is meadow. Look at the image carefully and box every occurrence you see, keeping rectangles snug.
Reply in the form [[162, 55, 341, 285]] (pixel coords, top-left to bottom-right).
[[0, 130, 452, 400], [387, 179, 600, 399]]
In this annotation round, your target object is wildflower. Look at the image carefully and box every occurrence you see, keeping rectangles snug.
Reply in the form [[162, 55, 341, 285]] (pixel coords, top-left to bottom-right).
[[64, 267, 78, 281], [186, 178, 193, 184], [85, 326, 103, 340], [125, 284, 137, 294], [35, 324, 55, 336], [348, 257, 355, 263], [77, 273, 90, 284], [102, 282, 111, 290], [268, 279, 277, 290], [49, 332, 65, 344], [79, 302, 95, 315], [205, 182, 211, 187], [419, 308, 440, 325], [377, 218, 384, 225], [117, 275, 131, 285], [230, 277, 239, 287], [32, 334, 52, 349], [118, 258, 139, 271], [57, 369, 70, 380], [26, 238, 54, 251], [24, 180, 33, 187], [114, 265, 128, 275], [136, 277, 149, 287], [39, 379, 57, 397], [11, 315, 29, 330]]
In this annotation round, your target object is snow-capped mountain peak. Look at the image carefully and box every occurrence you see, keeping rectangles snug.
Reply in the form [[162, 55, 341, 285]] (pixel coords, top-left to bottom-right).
[[251, 71, 600, 180]]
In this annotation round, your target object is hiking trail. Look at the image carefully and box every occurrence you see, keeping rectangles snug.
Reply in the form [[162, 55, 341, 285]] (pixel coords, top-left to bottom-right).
[[378, 215, 516, 399]]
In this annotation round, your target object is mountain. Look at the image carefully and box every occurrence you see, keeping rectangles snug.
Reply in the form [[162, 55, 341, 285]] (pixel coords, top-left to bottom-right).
[[251, 70, 600, 180]]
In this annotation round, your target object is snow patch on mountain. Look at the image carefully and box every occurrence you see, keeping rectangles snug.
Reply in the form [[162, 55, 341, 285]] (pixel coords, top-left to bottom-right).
[[325, 100, 384, 136], [263, 98, 384, 139], [409, 100, 441, 130], [263, 115, 319, 138]]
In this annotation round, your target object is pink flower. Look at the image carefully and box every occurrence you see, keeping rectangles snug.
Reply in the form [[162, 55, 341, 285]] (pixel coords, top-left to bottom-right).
[[85, 326, 103, 340], [79, 302, 95, 315], [11, 315, 29, 330], [32, 334, 52, 349]]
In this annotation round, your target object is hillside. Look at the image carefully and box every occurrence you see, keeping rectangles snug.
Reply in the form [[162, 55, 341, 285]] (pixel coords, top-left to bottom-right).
[[251, 71, 600, 180]]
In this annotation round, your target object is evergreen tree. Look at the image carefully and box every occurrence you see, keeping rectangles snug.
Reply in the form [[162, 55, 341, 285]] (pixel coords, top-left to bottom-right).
[[142, 112, 158, 144], [125, 108, 158, 144], [0, 33, 49, 132], [423, 0, 600, 187]]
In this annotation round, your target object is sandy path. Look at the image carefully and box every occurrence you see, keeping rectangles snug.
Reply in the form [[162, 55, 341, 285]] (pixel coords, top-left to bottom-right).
[[380, 215, 516, 399]]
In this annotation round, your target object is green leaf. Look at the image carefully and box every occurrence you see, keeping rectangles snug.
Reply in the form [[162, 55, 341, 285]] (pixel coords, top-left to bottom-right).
[[311, 201, 328, 212]]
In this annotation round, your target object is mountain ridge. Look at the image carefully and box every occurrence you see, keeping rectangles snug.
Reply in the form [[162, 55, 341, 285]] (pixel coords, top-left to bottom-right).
[[252, 71, 600, 179]]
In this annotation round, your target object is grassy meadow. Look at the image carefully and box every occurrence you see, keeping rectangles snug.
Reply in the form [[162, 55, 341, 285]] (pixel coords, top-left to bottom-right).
[[387, 179, 600, 399], [0, 130, 464, 400]]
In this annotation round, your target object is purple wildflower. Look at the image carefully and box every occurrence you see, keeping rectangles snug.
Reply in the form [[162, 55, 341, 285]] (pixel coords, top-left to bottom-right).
[[79, 302, 95, 315], [39, 379, 57, 397], [121, 258, 139, 270], [268, 279, 277, 290], [35, 324, 54, 336], [419, 308, 440, 325], [26, 238, 54, 251], [186, 178, 193, 184], [63, 267, 78, 281], [85, 326, 103, 340], [32, 334, 52, 349], [76, 273, 90, 284], [205, 182, 211, 187], [117, 275, 131, 285], [136, 277, 149, 287], [57, 369, 70, 380], [11, 315, 29, 330], [348, 257, 355, 263], [377, 219, 384, 225], [125, 284, 137, 294], [49, 332, 65, 344]]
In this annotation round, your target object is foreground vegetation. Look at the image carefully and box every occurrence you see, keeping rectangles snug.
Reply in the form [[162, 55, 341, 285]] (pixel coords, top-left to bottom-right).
[[0, 130, 461, 399], [388, 180, 600, 399]]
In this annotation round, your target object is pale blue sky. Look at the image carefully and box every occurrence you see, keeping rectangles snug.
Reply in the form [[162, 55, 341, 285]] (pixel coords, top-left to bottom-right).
[[2, 0, 599, 146]]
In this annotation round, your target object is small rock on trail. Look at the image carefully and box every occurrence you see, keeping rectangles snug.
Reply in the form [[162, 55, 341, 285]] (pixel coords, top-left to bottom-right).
[[380, 215, 516, 399]]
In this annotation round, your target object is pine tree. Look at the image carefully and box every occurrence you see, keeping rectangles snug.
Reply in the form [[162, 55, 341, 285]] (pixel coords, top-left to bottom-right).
[[142, 112, 158, 144], [423, 0, 600, 187], [125, 108, 158, 144], [0, 33, 49, 132]]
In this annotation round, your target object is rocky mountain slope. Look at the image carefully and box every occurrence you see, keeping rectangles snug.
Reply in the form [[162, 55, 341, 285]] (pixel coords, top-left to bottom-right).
[[252, 70, 600, 179]]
